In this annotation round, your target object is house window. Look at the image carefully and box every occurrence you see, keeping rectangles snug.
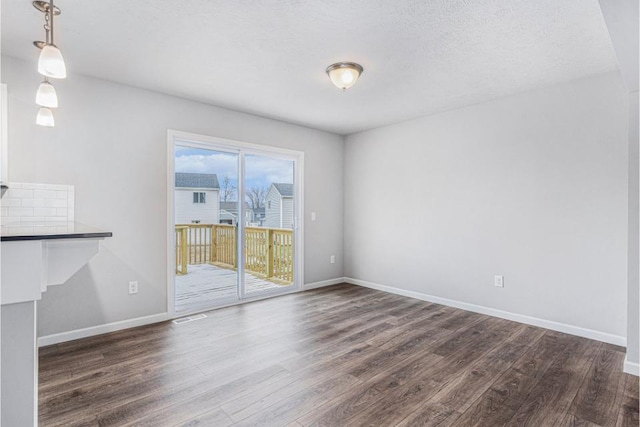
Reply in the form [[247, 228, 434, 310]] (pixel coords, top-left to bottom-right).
[[193, 192, 206, 203]]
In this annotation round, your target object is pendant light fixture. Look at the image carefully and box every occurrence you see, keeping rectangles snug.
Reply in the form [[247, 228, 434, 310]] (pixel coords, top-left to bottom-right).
[[35, 78, 58, 108], [36, 107, 55, 127], [326, 62, 363, 91], [32, 0, 66, 127], [33, 1, 66, 79], [38, 44, 67, 79]]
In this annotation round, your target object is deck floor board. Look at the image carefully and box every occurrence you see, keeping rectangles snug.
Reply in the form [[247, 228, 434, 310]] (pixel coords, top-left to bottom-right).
[[175, 263, 290, 312]]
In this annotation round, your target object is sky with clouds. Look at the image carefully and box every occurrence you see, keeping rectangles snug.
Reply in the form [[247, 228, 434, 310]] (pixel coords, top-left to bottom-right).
[[175, 146, 293, 201]]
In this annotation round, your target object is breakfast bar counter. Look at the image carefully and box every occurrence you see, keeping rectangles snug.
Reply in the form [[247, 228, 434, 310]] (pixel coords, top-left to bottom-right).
[[1, 222, 112, 426]]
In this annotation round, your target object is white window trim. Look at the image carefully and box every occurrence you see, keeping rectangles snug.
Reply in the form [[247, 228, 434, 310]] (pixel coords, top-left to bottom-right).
[[192, 192, 206, 204]]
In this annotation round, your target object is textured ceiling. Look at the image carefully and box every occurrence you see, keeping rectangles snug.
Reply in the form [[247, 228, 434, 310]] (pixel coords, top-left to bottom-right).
[[1, 0, 618, 135]]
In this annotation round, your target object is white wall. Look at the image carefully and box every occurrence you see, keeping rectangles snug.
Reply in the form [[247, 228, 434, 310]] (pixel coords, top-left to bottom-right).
[[627, 91, 639, 364], [345, 72, 629, 342], [1, 56, 344, 337], [598, 0, 639, 370], [174, 188, 219, 224], [2, 53, 632, 349]]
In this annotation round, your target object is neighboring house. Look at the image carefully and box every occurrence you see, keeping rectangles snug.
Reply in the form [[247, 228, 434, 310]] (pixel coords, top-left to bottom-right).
[[219, 201, 238, 225], [219, 201, 246, 225], [264, 183, 294, 229], [174, 173, 220, 224], [251, 207, 266, 226], [220, 201, 255, 226]]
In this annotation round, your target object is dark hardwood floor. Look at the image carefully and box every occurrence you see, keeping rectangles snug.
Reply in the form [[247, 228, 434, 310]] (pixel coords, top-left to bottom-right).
[[39, 284, 639, 426]]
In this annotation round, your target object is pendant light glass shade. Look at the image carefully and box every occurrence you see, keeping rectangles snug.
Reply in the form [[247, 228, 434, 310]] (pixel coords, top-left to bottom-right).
[[36, 80, 58, 108], [326, 62, 363, 91], [36, 107, 55, 127], [38, 44, 67, 79]]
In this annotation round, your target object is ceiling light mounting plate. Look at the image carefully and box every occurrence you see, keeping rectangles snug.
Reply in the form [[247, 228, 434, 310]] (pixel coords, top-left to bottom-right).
[[32, 1, 61, 15], [32, 41, 61, 50], [325, 62, 363, 75]]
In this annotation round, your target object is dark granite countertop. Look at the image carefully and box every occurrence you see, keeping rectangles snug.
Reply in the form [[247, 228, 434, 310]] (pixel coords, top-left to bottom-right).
[[1, 221, 113, 241]]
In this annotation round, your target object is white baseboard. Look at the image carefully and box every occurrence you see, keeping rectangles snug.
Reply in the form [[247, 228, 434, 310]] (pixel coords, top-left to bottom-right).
[[37, 313, 169, 347], [304, 277, 346, 290], [624, 356, 640, 376], [37, 277, 627, 351], [344, 277, 627, 347], [37, 279, 346, 346]]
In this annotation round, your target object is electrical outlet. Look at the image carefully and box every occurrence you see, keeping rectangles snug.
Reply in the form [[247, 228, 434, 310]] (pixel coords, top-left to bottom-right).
[[330, 255, 335, 264], [311, 212, 317, 221], [129, 281, 139, 295], [494, 275, 504, 288]]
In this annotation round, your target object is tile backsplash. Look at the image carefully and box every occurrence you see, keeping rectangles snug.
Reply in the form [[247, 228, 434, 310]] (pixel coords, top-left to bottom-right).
[[1, 183, 75, 223]]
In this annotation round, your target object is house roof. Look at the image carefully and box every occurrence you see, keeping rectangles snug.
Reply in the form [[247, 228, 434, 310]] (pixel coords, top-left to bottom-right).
[[175, 173, 219, 189], [220, 201, 235, 211], [272, 183, 293, 197], [220, 201, 240, 212]]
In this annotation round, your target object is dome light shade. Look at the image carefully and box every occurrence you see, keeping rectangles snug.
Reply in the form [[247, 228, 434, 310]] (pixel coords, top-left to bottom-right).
[[36, 80, 58, 108], [326, 62, 363, 91], [38, 44, 67, 79], [36, 107, 55, 127]]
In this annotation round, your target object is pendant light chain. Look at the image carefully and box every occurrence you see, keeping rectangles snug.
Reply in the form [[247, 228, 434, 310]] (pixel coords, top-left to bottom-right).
[[44, 11, 51, 45]]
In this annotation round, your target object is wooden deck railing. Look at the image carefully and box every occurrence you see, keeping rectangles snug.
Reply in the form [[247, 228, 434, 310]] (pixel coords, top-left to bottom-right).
[[175, 224, 294, 284]]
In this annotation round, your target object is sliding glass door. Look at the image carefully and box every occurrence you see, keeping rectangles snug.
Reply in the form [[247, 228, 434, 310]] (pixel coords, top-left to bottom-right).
[[173, 144, 240, 313], [242, 154, 296, 298], [170, 133, 302, 315]]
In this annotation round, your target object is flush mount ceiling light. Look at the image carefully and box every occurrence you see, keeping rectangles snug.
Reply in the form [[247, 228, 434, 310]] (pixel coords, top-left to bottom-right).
[[326, 62, 363, 91]]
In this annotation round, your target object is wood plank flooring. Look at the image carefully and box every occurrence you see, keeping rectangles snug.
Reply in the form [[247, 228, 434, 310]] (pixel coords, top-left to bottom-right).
[[39, 284, 639, 426]]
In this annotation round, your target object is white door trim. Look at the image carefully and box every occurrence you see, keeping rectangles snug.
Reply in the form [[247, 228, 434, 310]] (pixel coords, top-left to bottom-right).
[[166, 129, 304, 318], [167, 135, 176, 318], [238, 151, 246, 299]]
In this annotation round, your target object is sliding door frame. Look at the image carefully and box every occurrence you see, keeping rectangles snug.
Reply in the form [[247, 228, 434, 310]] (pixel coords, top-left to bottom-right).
[[166, 130, 304, 318]]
